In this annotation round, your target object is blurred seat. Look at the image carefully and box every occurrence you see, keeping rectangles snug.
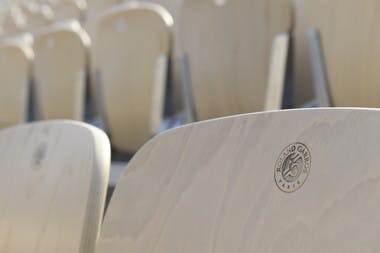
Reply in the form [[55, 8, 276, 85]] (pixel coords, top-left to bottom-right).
[[0, 120, 110, 253], [0, 41, 33, 127], [33, 20, 90, 120], [53, 0, 87, 22], [132, 0, 184, 114], [21, 2, 54, 34], [84, 0, 120, 37], [1, 6, 27, 38], [93, 2, 172, 153], [180, 0, 292, 121], [305, 0, 380, 107], [84, 0, 121, 117], [96, 108, 380, 252]]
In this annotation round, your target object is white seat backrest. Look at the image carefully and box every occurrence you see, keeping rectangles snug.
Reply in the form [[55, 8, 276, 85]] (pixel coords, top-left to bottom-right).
[[94, 2, 172, 152], [97, 108, 380, 252], [0, 42, 32, 127], [33, 20, 90, 120], [0, 120, 110, 253], [180, 0, 291, 120]]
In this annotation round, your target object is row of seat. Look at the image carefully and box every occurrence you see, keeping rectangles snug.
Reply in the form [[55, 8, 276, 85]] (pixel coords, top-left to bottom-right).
[[0, 3, 172, 154], [2, 0, 287, 155], [3, 107, 380, 252], [0, 20, 88, 125], [1, 0, 380, 153], [0, 0, 83, 37], [0, 0, 164, 37]]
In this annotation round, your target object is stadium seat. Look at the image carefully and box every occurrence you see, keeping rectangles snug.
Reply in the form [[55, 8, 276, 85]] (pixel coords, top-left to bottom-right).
[[1, 7, 27, 38], [180, 0, 292, 121], [306, 0, 380, 107], [33, 20, 90, 121], [96, 108, 380, 252], [0, 120, 110, 253], [22, 2, 54, 34], [85, 0, 121, 116], [93, 2, 172, 153], [131, 0, 184, 114], [53, 0, 87, 22], [0, 41, 33, 127], [85, 0, 120, 37]]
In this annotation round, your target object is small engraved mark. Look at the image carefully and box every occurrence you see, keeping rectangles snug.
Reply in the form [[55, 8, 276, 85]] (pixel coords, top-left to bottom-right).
[[274, 142, 311, 193], [33, 142, 47, 170]]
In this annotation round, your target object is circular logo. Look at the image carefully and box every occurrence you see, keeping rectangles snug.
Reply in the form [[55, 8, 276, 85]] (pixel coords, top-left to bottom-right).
[[275, 143, 311, 193]]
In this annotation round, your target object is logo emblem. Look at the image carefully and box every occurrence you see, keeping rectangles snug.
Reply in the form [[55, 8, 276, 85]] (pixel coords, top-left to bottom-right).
[[275, 143, 311, 193]]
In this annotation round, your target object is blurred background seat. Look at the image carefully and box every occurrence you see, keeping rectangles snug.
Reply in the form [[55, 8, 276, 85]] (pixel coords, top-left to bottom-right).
[[52, 0, 87, 22], [84, 0, 121, 38], [129, 0, 184, 114], [305, 0, 380, 108], [1, 4, 27, 39], [0, 41, 33, 127], [179, 0, 292, 122], [33, 20, 90, 121], [20, 1, 54, 34], [93, 2, 172, 153]]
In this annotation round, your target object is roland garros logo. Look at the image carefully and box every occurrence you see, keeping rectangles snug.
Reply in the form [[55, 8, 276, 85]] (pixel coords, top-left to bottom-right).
[[275, 143, 311, 193]]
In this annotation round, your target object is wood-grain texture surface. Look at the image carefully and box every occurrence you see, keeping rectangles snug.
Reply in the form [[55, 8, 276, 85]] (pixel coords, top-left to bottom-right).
[[0, 120, 110, 253], [98, 108, 380, 253], [33, 21, 90, 121], [94, 2, 172, 152], [305, 0, 380, 107], [180, 0, 291, 120]]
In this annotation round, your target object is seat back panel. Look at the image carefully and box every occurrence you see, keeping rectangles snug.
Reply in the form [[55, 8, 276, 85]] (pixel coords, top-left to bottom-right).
[[0, 121, 110, 253], [98, 108, 380, 252], [34, 23, 89, 121], [0, 44, 31, 127], [94, 2, 172, 152]]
